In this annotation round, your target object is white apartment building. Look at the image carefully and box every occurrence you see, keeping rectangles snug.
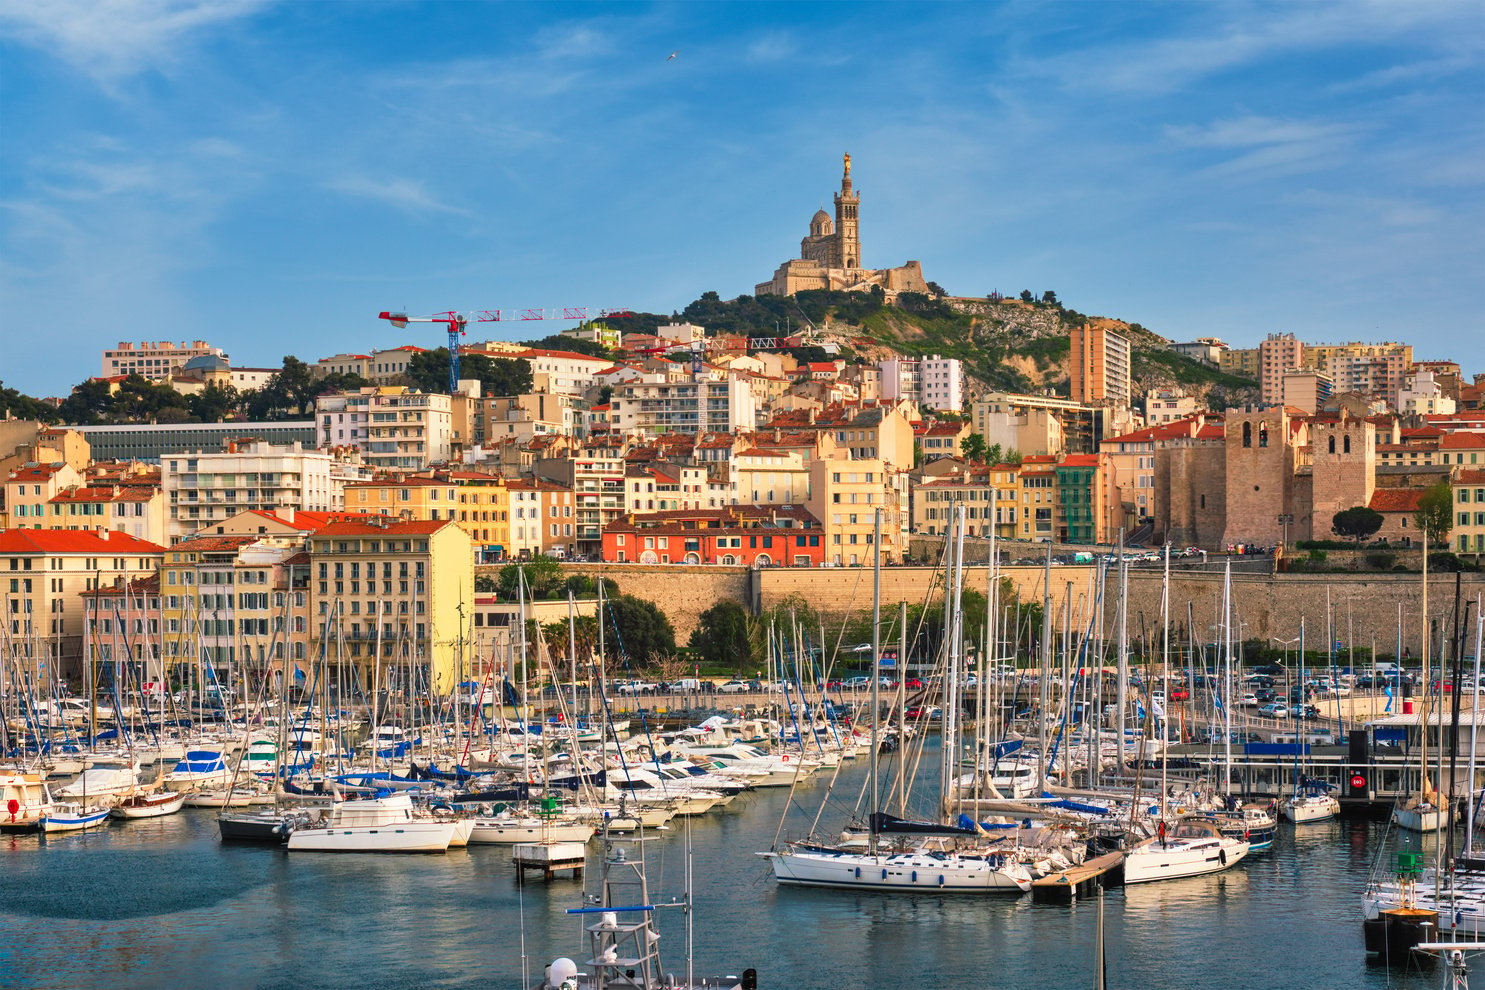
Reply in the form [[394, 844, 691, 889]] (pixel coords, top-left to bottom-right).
[[609, 376, 757, 435], [879, 358, 922, 404], [515, 348, 613, 396], [1144, 390, 1198, 424], [657, 322, 705, 344], [160, 441, 351, 544], [1398, 370, 1457, 416], [102, 340, 225, 379], [920, 356, 964, 412], [315, 387, 452, 470]]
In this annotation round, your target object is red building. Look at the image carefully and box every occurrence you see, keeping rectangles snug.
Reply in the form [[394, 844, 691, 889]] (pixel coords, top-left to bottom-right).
[[600, 505, 825, 566]]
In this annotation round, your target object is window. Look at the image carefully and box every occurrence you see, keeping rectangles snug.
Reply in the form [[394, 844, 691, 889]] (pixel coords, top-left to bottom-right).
[[1242, 423, 1251, 448], [1344, 435, 1351, 454], [1328, 436, 1335, 454]]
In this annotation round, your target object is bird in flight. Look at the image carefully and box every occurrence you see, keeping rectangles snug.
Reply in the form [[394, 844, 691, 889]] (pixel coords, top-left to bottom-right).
[[667, 50, 679, 60]]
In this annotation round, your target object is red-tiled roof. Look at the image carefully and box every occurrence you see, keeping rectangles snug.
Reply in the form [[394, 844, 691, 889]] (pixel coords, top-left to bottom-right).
[[513, 347, 611, 363], [1456, 469, 1485, 485], [174, 535, 259, 553], [1368, 489, 1425, 513], [1439, 432, 1485, 449], [0, 529, 163, 553], [1060, 454, 1102, 467], [49, 486, 156, 503]]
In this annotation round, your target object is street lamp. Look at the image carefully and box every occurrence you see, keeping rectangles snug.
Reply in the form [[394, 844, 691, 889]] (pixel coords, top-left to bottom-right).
[[1277, 514, 1293, 553], [1272, 635, 1300, 711]]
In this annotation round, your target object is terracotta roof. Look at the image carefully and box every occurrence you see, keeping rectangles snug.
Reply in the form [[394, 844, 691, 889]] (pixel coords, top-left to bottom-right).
[[49, 485, 156, 503], [1439, 432, 1485, 449], [1456, 469, 1485, 485], [7, 464, 69, 483], [245, 509, 372, 530], [1368, 489, 1425, 513], [0, 529, 163, 553], [513, 347, 610, 363], [1059, 454, 1102, 467], [174, 535, 259, 553]]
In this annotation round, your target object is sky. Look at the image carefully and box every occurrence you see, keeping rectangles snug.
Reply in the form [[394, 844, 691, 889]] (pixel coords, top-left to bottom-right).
[[1, 1, 1482, 396]]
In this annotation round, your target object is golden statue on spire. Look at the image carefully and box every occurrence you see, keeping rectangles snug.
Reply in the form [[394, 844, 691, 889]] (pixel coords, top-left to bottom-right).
[[843, 152, 851, 176]]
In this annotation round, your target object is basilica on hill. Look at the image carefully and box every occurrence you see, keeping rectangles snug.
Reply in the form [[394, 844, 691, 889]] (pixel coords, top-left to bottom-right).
[[754, 154, 930, 299]]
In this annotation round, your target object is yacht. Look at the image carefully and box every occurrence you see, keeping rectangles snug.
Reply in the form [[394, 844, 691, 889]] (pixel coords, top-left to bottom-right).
[[53, 759, 142, 799], [1124, 819, 1250, 884], [0, 772, 57, 832], [286, 793, 456, 853], [162, 750, 234, 791], [762, 836, 1034, 894]]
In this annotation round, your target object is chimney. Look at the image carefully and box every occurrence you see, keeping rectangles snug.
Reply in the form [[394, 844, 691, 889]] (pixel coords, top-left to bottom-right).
[[282, 506, 295, 524], [98, 529, 110, 541]]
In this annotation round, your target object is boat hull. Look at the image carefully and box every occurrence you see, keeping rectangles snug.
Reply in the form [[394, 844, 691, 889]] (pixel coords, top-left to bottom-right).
[[764, 848, 1032, 893], [286, 821, 456, 853], [468, 819, 596, 845], [110, 792, 187, 818], [42, 807, 111, 832], [1124, 836, 1250, 884]]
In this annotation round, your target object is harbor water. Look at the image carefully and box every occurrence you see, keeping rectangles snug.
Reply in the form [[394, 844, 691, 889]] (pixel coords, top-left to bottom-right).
[[0, 753, 1455, 989]]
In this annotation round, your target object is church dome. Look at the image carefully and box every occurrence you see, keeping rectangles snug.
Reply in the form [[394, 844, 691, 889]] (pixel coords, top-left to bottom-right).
[[812, 208, 831, 224], [809, 209, 834, 238]]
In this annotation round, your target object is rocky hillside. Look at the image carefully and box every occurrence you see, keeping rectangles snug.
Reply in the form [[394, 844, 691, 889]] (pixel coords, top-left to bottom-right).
[[617, 288, 1259, 407]]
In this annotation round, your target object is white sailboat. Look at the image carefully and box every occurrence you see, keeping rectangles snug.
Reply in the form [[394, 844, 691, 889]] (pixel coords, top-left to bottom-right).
[[1124, 819, 1250, 884], [0, 772, 58, 832]]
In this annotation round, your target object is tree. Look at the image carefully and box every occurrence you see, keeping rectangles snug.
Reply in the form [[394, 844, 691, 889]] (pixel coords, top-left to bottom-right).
[[0, 381, 60, 423], [402, 348, 532, 396], [1331, 506, 1384, 546], [985, 443, 1004, 466], [525, 333, 609, 359], [1004, 448, 1024, 466], [1019, 290, 1034, 302], [689, 600, 758, 672], [960, 433, 987, 463], [604, 595, 675, 664], [1415, 482, 1454, 549], [188, 381, 239, 422], [1041, 290, 1059, 306], [564, 573, 619, 599], [926, 280, 948, 298], [497, 554, 564, 600]]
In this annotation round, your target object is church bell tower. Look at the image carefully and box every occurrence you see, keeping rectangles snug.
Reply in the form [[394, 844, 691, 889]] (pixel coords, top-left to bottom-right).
[[833, 152, 860, 270]]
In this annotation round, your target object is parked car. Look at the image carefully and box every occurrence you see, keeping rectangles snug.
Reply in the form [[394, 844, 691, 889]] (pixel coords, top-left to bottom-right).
[[616, 681, 656, 695], [904, 678, 924, 691], [905, 705, 942, 721], [1238, 692, 1260, 707], [843, 676, 872, 690], [1258, 702, 1290, 719], [717, 679, 750, 694], [1254, 688, 1276, 703], [1170, 686, 1190, 701]]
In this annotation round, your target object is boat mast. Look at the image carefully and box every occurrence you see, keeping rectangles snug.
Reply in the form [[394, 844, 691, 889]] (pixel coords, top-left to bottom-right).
[[1038, 541, 1052, 789], [1222, 559, 1233, 798], [869, 508, 880, 857], [1160, 543, 1170, 816]]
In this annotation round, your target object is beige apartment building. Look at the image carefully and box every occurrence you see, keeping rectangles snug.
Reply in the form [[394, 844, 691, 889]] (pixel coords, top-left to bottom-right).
[[101, 340, 224, 379], [806, 457, 906, 565], [315, 387, 453, 470], [1259, 333, 1304, 405], [1070, 323, 1131, 409]]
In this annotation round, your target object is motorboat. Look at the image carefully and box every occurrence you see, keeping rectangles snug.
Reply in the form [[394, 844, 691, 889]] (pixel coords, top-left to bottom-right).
[[162, 750, 234, 790], [1280, 791, 1341, 824], [42, 804, 111, 833], [0, 772, 57, 832], [285, 793, 456, 853]]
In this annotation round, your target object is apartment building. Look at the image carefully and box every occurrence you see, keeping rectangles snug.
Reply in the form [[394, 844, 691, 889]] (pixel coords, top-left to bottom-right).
[[315, 387, 452, 470], [1054, 454, 1115, 545], [474, 393, 582, 444], [610, 377, 757, 436], [515, 348, 613, 396], [1398, 370, 1456, 416], [365, 346, 426, 383], [1070, 324, 1131, 409], [1219, 346, 1261, 381], [1, 528, 164, 679], [535, 444, 626, 556], [5, 462, 85, 528], [730, 443, 812, 506], [624, 465, 706, 514], [1016, 456, 1058, 541], [601, 506, 824, 567], [879, 358, 921, 405], [1283, 370, 1335, 415], [1144, 390, 1198, 425], [919, 421, 970, 459], [158, 535, 299, 675], [806, 457, 906, 565], [161, 441, 354, 544], [101, 340, 224, 379], [46, 484, 167, 545], [911, 467, 1017, 539], [75, 422, 317, 463], [315, 353, 373, 379], [305, 518, 473, 693], [343, 473, 511, 559], [1455, 469, 1485, 554], [1259, 332, 1304, 405]]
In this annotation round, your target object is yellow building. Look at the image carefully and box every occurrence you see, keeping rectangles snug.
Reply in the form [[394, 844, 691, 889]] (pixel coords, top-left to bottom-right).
[[344, 472, 510, 559], [806, 457, 905, 565], [912, 466, 1018, 539], [1017, 456, 1059, 541], [0, 528, 163, 680], [5, 462, 85, 529], [1455, 469, 1485, 555], [306, 518, 473, 693]]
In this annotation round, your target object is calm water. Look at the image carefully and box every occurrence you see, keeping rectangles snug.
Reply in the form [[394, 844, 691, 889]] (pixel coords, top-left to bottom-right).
[[0, 757, 1457, 989]]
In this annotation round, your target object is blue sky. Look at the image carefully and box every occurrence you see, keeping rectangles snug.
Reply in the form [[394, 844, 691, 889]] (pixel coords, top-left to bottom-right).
[[2, 1, 1482, 395]]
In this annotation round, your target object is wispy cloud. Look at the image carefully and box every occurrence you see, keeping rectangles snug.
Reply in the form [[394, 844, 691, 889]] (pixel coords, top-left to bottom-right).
[[745, 31, 798, 64], [0, 0, 271, 85], [326, 176, 469, 217], [1165, 115, 1362, 179]]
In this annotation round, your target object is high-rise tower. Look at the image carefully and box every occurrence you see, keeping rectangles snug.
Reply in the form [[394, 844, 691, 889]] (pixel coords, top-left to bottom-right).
[[833, 152, 861, 269]]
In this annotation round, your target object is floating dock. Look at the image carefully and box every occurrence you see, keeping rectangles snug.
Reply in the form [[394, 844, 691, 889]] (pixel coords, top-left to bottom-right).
[[513, 841, 587, 881], [1031, 851, 1125, 903]]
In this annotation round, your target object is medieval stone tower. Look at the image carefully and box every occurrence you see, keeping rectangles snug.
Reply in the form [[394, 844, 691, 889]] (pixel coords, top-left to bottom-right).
[[1309, 412, 1376, 539], [1222, 406, 1308, 548]]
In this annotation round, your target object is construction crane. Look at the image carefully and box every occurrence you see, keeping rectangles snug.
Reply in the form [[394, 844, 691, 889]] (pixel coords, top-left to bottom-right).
[[378, 307, 632, 395]]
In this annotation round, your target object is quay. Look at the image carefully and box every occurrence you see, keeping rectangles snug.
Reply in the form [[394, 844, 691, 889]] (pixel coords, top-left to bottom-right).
[[1030, 851, 1125, 904]]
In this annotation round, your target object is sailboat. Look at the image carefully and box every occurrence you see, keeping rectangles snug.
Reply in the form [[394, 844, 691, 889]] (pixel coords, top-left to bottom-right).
[[1122, 546, 1250, 883], [1393, 544, 1448, 833], [1278, 617, 1340, 824], [760, 508, 1034, 895]]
